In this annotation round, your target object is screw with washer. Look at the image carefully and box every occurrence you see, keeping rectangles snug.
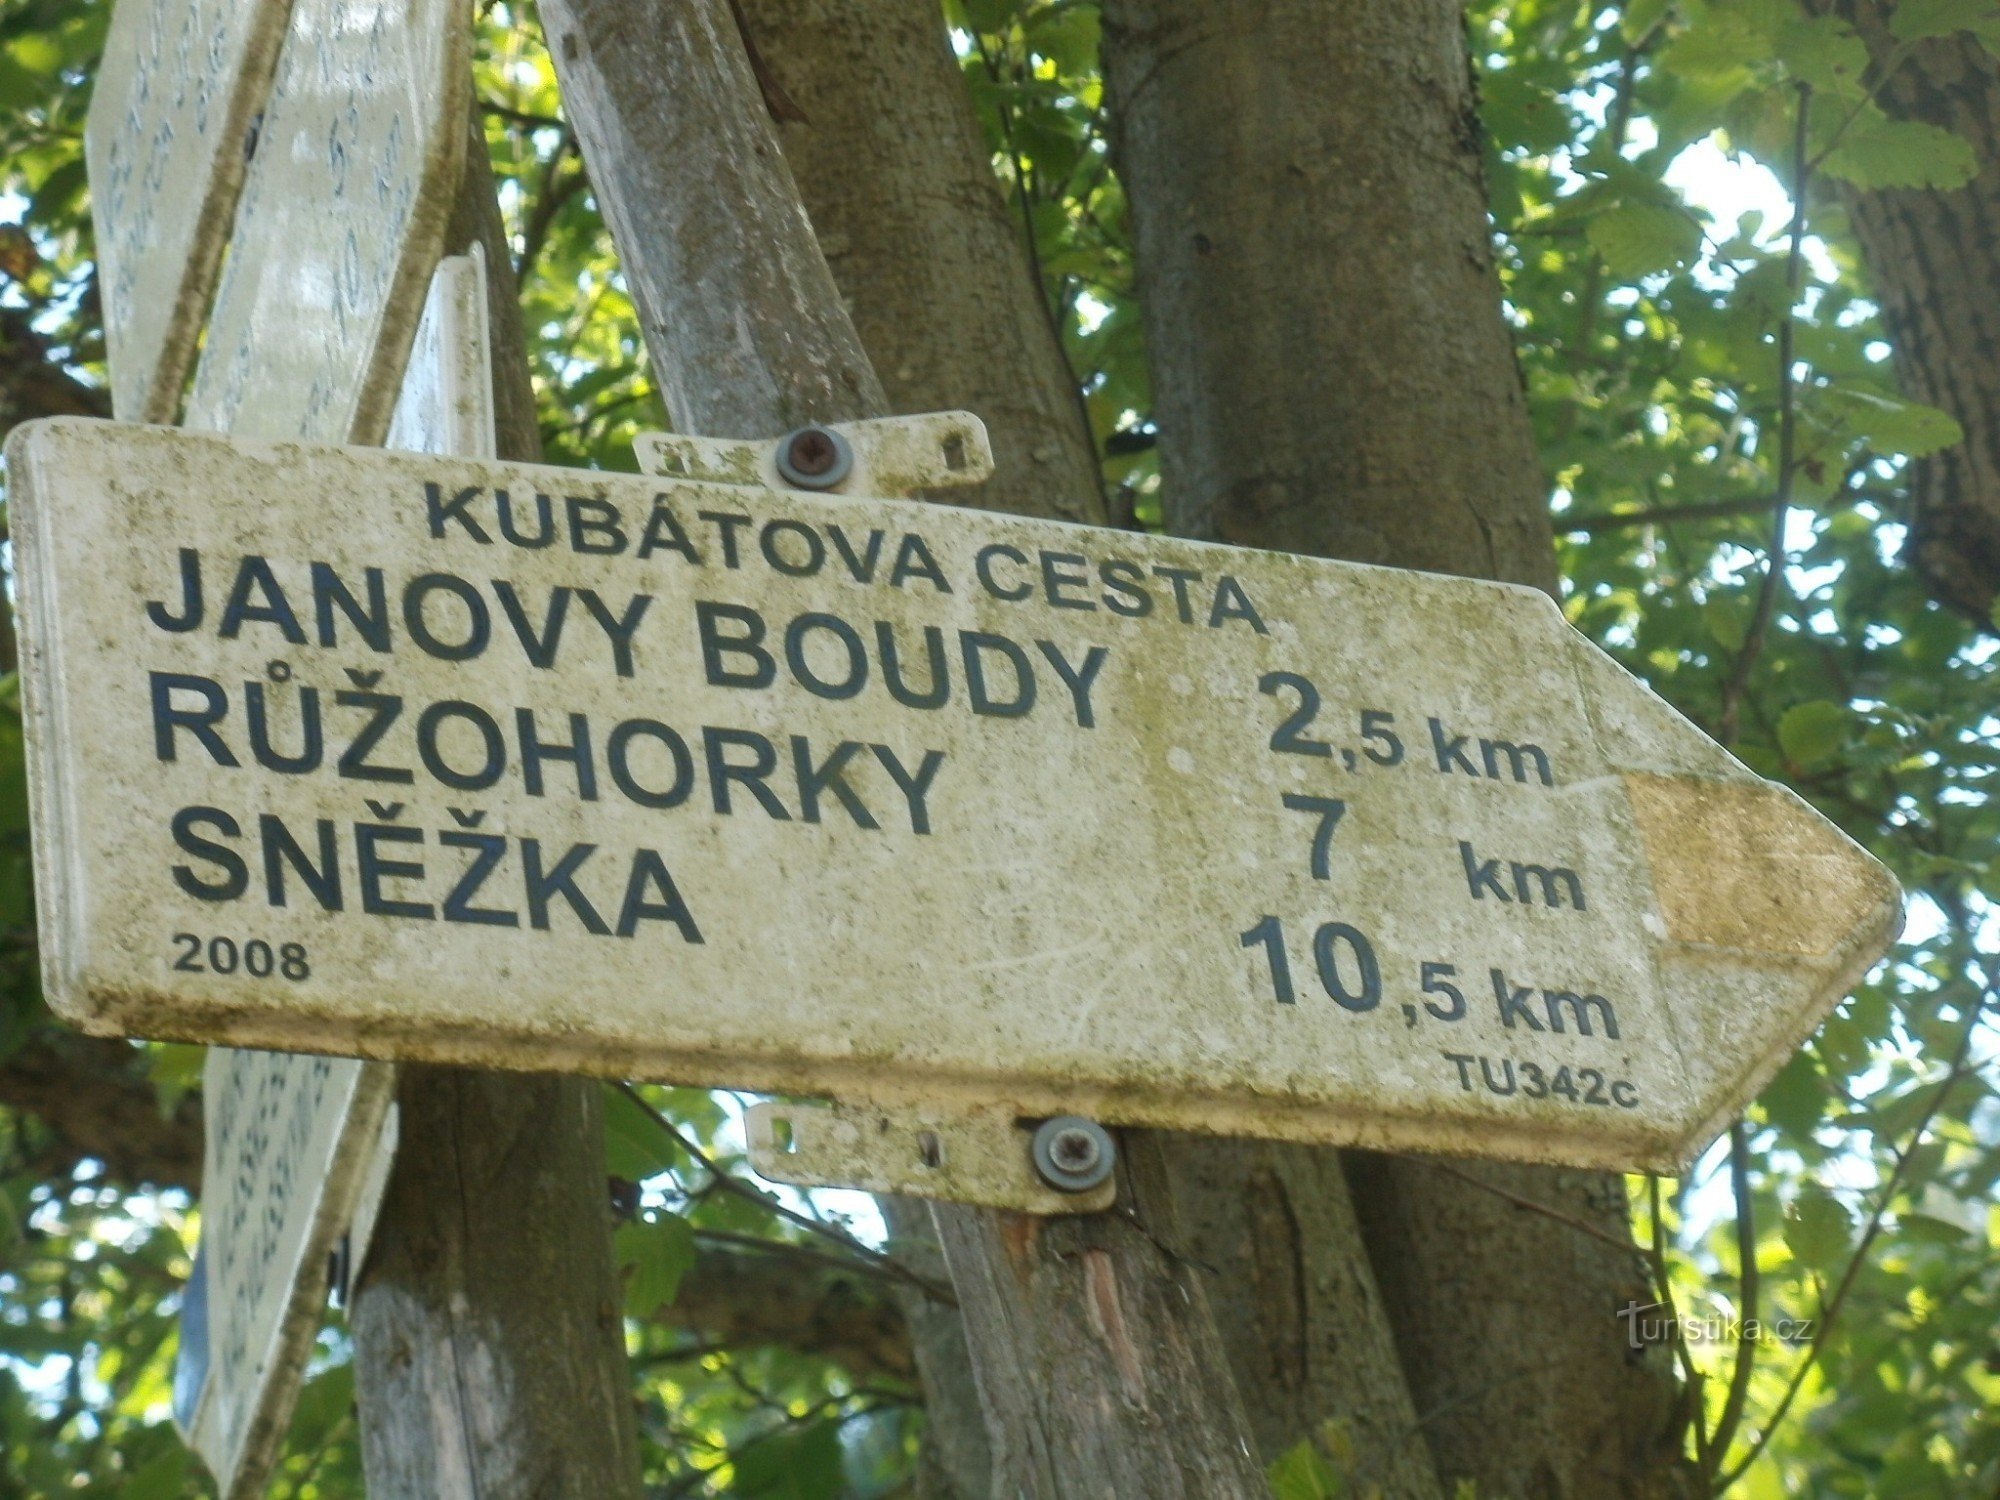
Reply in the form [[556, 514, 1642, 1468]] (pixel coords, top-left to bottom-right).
[[775, 425, 854, 490], [1030, 1115, 1116, 1194]]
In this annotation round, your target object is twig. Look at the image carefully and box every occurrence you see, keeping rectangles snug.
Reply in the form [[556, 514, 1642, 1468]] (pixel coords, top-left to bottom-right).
[[516, 132, 584, 284], [968, 29, 1106, 510], [478, 99, 567, 132], [1424, 1158, 1646, 1257], [660, 1390, 909, 1500], [613, 1082, 955, 1305], [634, 1338, 736, 1367], [542, 385, 651, 441], [1652, 1171, 1712, 1475], [1715, 957, 1998, 1489], [690, 1226, 932, 1287], [1718, 82, 1812, 747], [1805, 38, 1923, 175], [1705, 1123, 1761, 1479], [1567, 19, 1667, 381], [1562, 495, 1814, 534]]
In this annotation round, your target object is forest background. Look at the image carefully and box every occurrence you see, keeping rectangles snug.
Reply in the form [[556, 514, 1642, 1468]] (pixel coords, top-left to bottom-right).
[[0, 0, 1995, 1495]]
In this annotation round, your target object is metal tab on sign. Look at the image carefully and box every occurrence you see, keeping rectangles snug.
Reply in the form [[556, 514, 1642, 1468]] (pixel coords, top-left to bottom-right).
[[633, 410, 994, 499], [745, 1100, 1116, 1216]]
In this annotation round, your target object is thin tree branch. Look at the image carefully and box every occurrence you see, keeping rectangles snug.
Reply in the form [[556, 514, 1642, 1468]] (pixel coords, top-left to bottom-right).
[[516, 132, 584, 284], [1715, 957, 1998, 1489], [968, 28, 1101, 475], [1423, 1159, 1645, 1257], [1705, 1122, 1761, 1480], [690, 1226, 926, 1288], [1567, 20, 1666, 380], [1719, 82, 1813, 747], [1562, 496, 1801, 534], [1652, 1171, 1711, 1475], [1805, 37, 1923, 175], [479, 99, 568, 132], [613, 1082, 954, 1305]]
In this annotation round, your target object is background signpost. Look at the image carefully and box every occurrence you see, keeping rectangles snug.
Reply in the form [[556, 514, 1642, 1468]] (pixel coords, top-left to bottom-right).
[[163, 255, 495, 1496], [89, 1, 474, 1488], [182, 0, 468, 446], [173, 250, 493, 1492], [85, 0, 294, 423], [9, 421, 1901, 1186]]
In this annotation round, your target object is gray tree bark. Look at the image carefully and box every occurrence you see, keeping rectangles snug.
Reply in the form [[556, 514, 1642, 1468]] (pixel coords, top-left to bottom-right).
[[1168, 1139, 1443, 1490], [539, 1, 1267, 1493], [1820, 0, 2000, 629], [735, 3, 1437, 1493], [737, 0, 1106, 529], [350, 118, 643, 1500], [1099, 2, 1692, 1495]]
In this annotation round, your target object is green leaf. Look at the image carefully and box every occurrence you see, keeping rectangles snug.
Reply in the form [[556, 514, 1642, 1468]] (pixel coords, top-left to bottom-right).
[[1818, 386, 1965, 457], [4, 33, 64, 76], [957, 0, 1012, 35], [1704, 595, 1752, 651], [1778, 699, 1849, 765], [601, 1082, 682, 1181], [1785, 1184, 1853, 1272], [288, 1363, 355, 1447], [1775, 17, 1871, 96], [1269, 1439, 1343, 1500], [1760, 1050, 1827, 1138], [732, 1416, 844, 1499], [1889, 0, 2000, 41], [1484, 72, 1572, 154], [1024, 5, 1099, 75], [1822, 117, 1980, 189], [1586, 201, 1703, 278], [615, 1213, 695, 1317], [117, 1445, 189, 1500], [146, 1042, 206, 1115], [1661, 11, 1773, 83], [1623, 0, 1673, 44]]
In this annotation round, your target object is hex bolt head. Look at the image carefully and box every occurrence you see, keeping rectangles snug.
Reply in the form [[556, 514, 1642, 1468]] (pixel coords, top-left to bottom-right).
[[1030, 1115, 1116, 1194], [775, 425, 854, 490]]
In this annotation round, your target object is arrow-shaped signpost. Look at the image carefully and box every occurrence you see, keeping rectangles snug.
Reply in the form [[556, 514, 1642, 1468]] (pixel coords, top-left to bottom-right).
[[84, 0, 473, 1487], [9, 418, 1900, 1203]]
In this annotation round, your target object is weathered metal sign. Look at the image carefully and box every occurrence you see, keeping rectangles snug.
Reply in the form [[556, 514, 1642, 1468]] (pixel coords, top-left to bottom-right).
[[181, 0, 468, 445], [177, 1047, 390, 1489], [86, 0, 295, 423], [10, 420, 1900, 1174], [169, 253, 493, 1498]]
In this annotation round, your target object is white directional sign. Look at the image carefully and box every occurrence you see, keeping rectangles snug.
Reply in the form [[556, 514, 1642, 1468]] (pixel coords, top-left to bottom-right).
[[86, 0, 294, 423], [10, 420, 1900, 1175], [385, 249, 496, 465], [168, 255, 493, 1498], [175, 1048, 390, 1488], [182, 0, 468, 445]]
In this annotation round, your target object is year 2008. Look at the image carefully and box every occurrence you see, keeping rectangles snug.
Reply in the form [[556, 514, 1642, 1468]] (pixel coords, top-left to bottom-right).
[[171, 933, 311, 981]]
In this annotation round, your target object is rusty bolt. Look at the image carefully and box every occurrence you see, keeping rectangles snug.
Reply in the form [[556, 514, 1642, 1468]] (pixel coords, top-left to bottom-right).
[[775, 425, 853, 490], [1031, 1115, 1115, 1193]]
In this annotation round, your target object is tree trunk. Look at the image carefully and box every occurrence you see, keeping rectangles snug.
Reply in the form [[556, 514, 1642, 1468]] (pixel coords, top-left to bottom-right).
[[1100, 2, 1692, 1495], [539, 1, 1267, 1493], [1167, 1139, 1443, 1491], [1821, 0, 2000, 629], [735, 3, 1436, 1492], [349, 118, 643, 1500], [737, 0, 1106, 529]]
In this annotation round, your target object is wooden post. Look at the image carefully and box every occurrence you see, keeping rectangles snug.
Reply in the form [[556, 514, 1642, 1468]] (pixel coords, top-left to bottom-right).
[[347, 120, 643, 1500], [538, 1, 1268, 1490]]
